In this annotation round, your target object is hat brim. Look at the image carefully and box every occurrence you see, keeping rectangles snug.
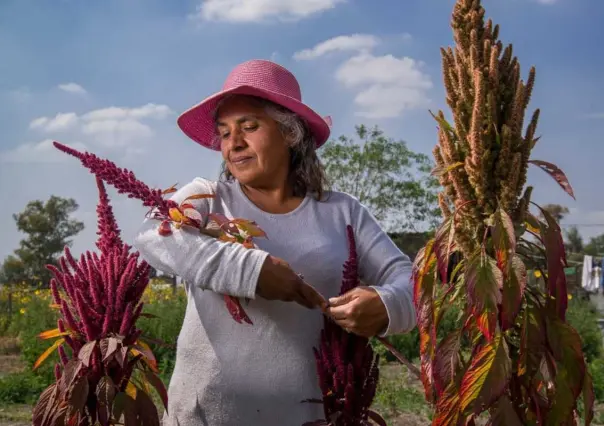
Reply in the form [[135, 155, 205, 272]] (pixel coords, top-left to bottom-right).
[[177, 85, 331, 151]]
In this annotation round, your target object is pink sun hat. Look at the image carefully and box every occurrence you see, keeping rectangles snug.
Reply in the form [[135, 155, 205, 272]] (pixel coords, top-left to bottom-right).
[[177, 59, 332, 151]]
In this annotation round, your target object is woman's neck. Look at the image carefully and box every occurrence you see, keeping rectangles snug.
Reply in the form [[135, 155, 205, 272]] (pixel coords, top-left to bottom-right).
[[240, 180, 304, 214]]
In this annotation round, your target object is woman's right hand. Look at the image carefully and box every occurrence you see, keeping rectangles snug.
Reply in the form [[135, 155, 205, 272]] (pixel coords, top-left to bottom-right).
[[256, 255, 327, 311]]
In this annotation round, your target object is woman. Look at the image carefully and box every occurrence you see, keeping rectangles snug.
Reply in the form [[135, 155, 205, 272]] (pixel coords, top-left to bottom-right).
[[133, 59, 415, 426]]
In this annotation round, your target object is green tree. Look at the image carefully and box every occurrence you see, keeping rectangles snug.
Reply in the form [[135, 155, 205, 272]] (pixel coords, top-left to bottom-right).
[[585, 234, 604, 256], [320, 125, 440, 232], [0, 196, 84, 287], [564, 225, 584, 254]]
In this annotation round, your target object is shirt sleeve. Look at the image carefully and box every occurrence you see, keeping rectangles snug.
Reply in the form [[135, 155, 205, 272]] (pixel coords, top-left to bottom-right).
[[352, 198, 416, 336], [131, 177, 269, 300]]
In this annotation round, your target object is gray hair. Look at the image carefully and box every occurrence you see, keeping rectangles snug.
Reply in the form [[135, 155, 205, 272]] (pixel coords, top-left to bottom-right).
[[213, 94, 329, 200]]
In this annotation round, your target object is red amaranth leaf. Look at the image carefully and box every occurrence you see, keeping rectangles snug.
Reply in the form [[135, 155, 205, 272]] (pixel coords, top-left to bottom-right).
[[95, 376, 116, 426], [459, 332, 511, 415], [489, 208, 516, 271], [465, 254, 502, 341], [488, 395, 523, 426], [78, 341, 96, 367], [433, 217, 456, 284], [518, 299, 545, 379], [144, 370, 169, 413], [32, 383, 59, 426], [546, 319, 587, 421], [224, 295, 253, 325], [433, 330, 462, 397], [529, 159, 575, 200], [500, 255, 527, 331], [583, 371, 595, 426], [432, 382, 461, 426], [537, 205, 568, 320], [413, 242, 438, 402]]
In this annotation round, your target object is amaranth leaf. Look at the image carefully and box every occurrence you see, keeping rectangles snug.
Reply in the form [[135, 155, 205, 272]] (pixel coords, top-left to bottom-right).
[[465, 254, 502, 341], [487, 395, 523, 426], [529, 159, 575, 200], [500, 255, 527, 331], [433, 330, 462, 397], [459, 331, 511, 415], [490, 208, 516, 271], [433, 217, 456, 284], [546, 319, 587, 424]]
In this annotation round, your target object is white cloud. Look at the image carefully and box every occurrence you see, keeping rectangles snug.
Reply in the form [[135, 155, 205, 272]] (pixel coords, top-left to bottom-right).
[[29, 112, 79, 132], [82, 104, 172, 121], [0, 139, 88, 164], [192, 0, 345, 23], [293, 34, 380, 60], [28, 103, 173, 148], [335, 53, 432, 90], [296, 34, 432, 118], [58, 82, 87, 95]]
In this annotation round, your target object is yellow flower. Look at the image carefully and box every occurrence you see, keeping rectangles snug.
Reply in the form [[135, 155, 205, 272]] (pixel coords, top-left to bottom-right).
[[19, 308, 26, 314], [568, 294, 573, 300], [35, 290, 41, 295], [534, 271, 542, 278]]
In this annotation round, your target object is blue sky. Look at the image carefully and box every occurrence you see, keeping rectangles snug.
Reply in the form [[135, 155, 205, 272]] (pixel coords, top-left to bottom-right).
[[0, 0, 603, 261]]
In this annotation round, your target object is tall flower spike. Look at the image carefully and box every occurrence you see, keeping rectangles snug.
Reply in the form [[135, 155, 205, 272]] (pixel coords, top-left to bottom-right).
[[304, 225, 384, 425], [95, 177, 123, 254], [52, 141, 172, 216]]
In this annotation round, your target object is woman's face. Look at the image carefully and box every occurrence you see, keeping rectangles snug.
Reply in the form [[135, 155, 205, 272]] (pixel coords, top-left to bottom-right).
[[216, 96, 290, 189]]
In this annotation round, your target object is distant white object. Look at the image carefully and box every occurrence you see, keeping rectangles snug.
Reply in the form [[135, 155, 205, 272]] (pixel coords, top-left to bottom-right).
[[582, 255, 599, 292]]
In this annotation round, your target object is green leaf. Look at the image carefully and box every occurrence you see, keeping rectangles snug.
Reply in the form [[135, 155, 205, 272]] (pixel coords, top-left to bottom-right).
[[488, 395, 523, 426], [546, 319, 587, 424], [500, 256, 527, 331], [433, 330, 463, 397], [490, 208, 516, 270], [460, 332, 512, 415], [465, 253, 502, 341], [431, 161, 464, 177]]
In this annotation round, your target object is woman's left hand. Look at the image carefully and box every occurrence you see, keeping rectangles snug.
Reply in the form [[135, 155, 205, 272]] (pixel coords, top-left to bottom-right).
[[326, 286, 389, 338]]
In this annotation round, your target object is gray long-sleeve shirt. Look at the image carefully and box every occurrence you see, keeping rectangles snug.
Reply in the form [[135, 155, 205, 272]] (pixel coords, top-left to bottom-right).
[[132, 177, 416, 426]]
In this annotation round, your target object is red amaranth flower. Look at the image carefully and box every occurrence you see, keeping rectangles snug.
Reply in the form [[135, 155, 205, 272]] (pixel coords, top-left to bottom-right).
[[53, 141, 173, 216], [32, 179, 166, 426], [53, 140, 260, 326], [304, 225, 385, 426]]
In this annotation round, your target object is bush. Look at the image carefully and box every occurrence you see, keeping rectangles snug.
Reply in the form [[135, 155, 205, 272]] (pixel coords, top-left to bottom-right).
[[137, 284, 187, 382], [566, 296, 603, 363], [0, 370, 52, 405], [589, 358, 604, 403]]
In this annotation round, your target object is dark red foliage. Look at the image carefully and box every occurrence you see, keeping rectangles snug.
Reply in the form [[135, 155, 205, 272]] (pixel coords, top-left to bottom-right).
[[33, 179, 164, 426], [304, 225, 384, 426]]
